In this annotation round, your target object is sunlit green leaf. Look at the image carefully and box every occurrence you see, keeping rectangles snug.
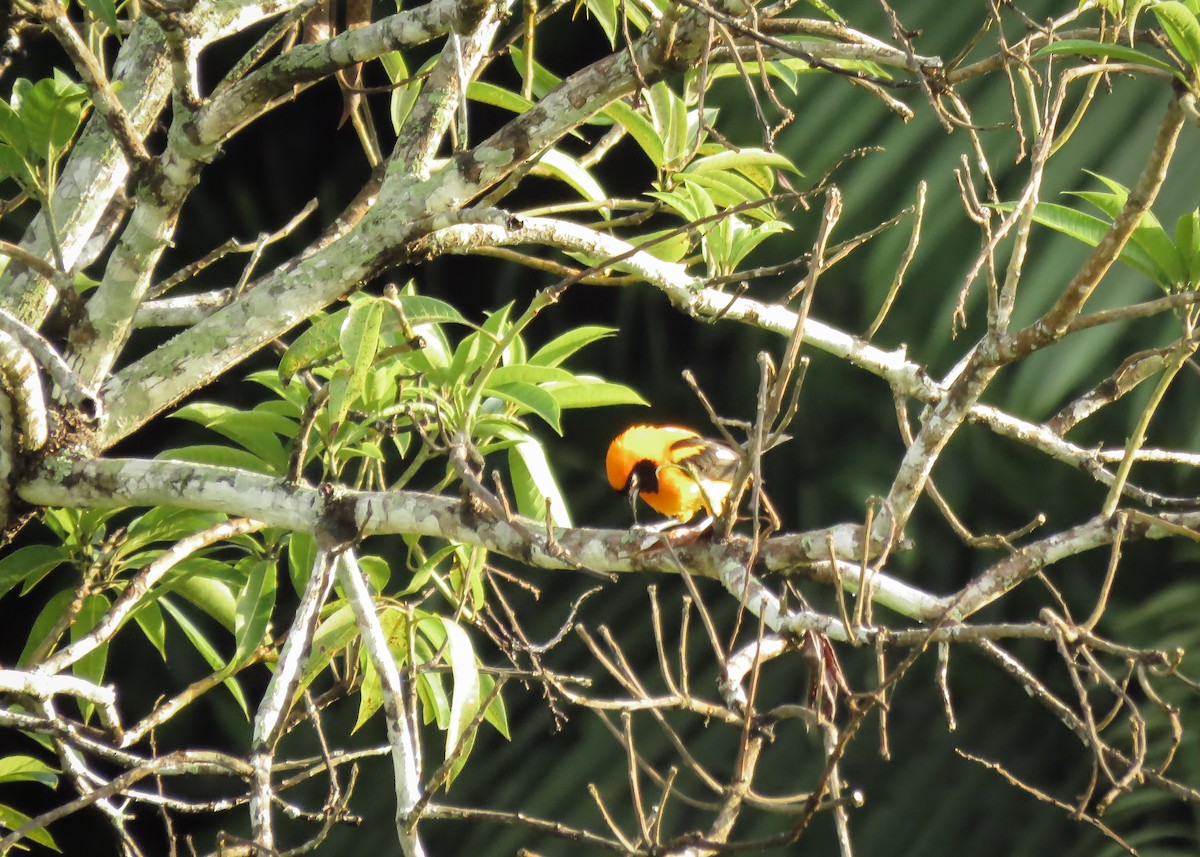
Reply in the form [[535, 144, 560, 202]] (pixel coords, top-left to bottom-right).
[[425, 617, 482, 775], [354, 607, 410, 732], [603, 100, 664, 167], [20, 76, 88, 164], [509, 438, 572, 526], [379, 51, 421, 134], [337, 298, 386, 427], [1152, 1, 1200, 74], [234, 558, 276, 664], [480, 673, 510, 739], [467, 80, 536, 115], [171, 403, 296, 471], [545, 378, 648, 409], [529, 326, 615, 367], [132, 600, 168, 659], [0, 803, 59, 851], [122, 506, 227, 557], [0, 100, 29, 157], [994, 201, 1163, 282], [0, 142, 36, 191], [389, 292, 468, 327], [509, 47, 564, 100], [171, 562, 239, 631], [288, 531, 316, 595], [357, 554, 391, 591], [0, 756, 57, 789], [580, 0, 618, 44], [686, 147, 801, 177], [1175, 208, 1200, 286], [536, 149, 609, 214], [488, 381, 562, 433], [632, 228, 692, 263], [158, 445, 279, 475], [280, 308, 349, 378], [301, 602, 358, 691], [80, 0, 121, 33], [487, 364, 578, 387], [1034, 38, 1183, 79]]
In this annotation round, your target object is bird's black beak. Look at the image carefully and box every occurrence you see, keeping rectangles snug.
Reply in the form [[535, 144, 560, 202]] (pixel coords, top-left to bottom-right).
[[625, 471, 640, 524]]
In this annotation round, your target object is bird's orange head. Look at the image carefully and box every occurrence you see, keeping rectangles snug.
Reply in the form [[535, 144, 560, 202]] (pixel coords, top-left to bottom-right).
[[606, 425, 697, 490]]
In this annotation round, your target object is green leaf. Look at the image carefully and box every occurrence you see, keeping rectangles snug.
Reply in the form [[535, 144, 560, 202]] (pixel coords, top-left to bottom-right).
[[354, 607, 410, 732], [1062, 182, 1185, 285], [70, 594, 110, 722], [488, 382, 563, 433], [447, 303, 513, 383], [18, 589, 73, 667], [509, 438, 572, 526], [357, 554, 391, 591], [1152, 1, 1200, 74], [340, 298, 386, 370], [336, 299, 386, 426], [632, 228, 692, 263], [603, 100, 665, 167], [20, 76, 88, 165], [389, 292, 468, 327], [169, 559, 240, 631], [171, 403, 296, 469], [0, 143, 36, 191], [132, 601, 168, 659], [161, 598, 249, 716], [234, 558, 276, 664], [0, 756, 58, 789], [427, 617, 482, 777], [80, 0, 121, 33], [646, 83, 683, 165], [122, 506, 227, 556], [0, 100, 29, 158], [707, 58, 816, 93], [280, 308, 349, 378], [0, 544, 66, 599], [1034, 39, 1184, 79], [536, 149, 609, 214], [508, 47, 564, 99], [528, 327, 615, 367], [486, 364, 578, 387], [581, 0, 619, 44], [466, 80, 536, 115], [288, 531, 317, 595], [0, 803, 59, 851], [379, 51, 420, 134], [545, 378, 648, 409], [300, 602, 358, 690], [996, 201, 1164, 282], [480, 673, 510, 738], [676, 171, 780, 221], [158, 445, 280, 475], [686, 147, 801, 177], [397, 543, 456, 596], [722, 218, 790, 271], [648, 186, 698, 222], [1176, 209, 1200, 285]]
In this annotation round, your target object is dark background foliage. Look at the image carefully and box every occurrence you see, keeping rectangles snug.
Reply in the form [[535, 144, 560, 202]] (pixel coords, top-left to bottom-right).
[[6, 0, 1200, 854]]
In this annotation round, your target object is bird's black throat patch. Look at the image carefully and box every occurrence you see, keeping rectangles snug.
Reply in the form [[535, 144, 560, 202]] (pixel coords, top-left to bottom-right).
[[624, 459, 660, 494]]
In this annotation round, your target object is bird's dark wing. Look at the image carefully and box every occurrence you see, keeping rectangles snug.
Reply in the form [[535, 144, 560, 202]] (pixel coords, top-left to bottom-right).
[[668, 436, 740, 482]]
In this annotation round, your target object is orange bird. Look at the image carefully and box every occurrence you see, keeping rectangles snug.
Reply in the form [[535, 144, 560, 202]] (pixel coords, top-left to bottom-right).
[[606, 425, 741, 523]]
